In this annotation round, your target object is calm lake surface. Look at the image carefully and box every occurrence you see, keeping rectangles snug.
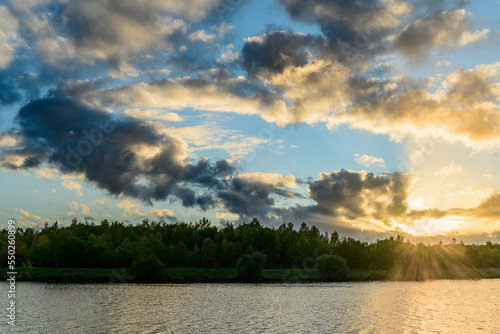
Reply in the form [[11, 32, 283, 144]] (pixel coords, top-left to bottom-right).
[[1, 279, 499, 333]]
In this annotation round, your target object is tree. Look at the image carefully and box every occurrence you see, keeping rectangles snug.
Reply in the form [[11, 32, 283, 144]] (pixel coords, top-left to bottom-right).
[[316, 254, 348, 281], [236, 251, 266, 282], [131, 255, 167, 282]]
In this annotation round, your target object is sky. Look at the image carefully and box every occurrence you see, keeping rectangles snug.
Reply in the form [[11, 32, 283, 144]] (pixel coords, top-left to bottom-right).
[[0, 0, 499, 243]]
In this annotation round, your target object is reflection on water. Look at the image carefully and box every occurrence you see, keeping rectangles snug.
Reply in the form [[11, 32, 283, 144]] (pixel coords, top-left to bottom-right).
[[1, 280, 499, 333]]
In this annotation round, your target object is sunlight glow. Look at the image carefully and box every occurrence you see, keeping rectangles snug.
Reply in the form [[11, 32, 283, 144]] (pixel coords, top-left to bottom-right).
[[398, 216, 472, 237]]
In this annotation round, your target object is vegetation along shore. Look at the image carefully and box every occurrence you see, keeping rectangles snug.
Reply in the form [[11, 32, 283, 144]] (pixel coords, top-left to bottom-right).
[[2, 218, 499, 283]]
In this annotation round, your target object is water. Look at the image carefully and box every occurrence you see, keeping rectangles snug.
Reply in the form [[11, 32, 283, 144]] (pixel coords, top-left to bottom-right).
[[1, 280, 499, 333]]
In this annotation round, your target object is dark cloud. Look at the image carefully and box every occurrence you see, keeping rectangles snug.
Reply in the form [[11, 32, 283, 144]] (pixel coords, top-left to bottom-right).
[[1, 95, 237, 208], [242, 30, 322, 77], [278, 0, 403, 63], [394, 9, 472, 59], [308, 170, 412, 221], [217, 170, 414, 227], [217, 176, 302, 218], [0, 77, 21, 106], [1, 94, 304, 216]]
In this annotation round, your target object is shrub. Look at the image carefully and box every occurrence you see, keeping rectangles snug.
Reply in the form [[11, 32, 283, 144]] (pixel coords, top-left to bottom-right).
[[316, 254, 349, 281], [131, 256, 167, 282], [236, 251, 266, 282]]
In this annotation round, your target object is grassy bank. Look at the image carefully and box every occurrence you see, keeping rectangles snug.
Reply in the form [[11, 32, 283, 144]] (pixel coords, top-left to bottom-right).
[[2, 267, 500, 283]]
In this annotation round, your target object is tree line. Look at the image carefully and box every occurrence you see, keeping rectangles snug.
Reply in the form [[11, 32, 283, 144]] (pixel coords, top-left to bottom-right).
[[1, 218, 499, 271]]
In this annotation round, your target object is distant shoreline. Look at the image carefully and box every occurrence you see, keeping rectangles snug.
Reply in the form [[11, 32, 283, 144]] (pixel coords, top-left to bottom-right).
[[2, 267, 499, 284]]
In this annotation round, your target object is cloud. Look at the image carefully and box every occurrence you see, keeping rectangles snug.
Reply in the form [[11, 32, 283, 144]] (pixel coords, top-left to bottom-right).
[[156, 118, 270, 159], [216, 211, 240, 221], [86, 73, 287, 123], [123, 109, 183, 122], [3, 0, 235, 79], [238, 172, 298, 188], [62, 180, 82, 191], [17, 209, 41, 220], [217, 175, 302, 218], [123, 208, 146, 217], [307, 170, 412, 222], [116, 197, 150, 218], [56, 11, 497, 146], [94, 199, 106, 206], [0, 132, 22, 148], [458, 29, 489, 46], [35, 37, 79, 69], [355, 154, 386, 167], [434, 162, 464, 177], [58, 0, 223, 73], [150, 208, 175, 218], [117, 198, 136, 211], [0, 6, 19, 70], [1, 95, 237, 207], [189, 30, 216, 43], [268, 171, 500, 236], [396, 191, 500, 239], [242, 30, 321, 77], [69, 201, 91, 216], [394, 9, 472, 59], [242, 32, 352, 124], [472, 192, 500, 218], [327, 63, 500, 149], [278, 0, 411, 63], [36, 167, 60, 180]]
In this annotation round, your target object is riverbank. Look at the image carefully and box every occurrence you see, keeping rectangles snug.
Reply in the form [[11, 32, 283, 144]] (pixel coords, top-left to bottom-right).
[[2, 267, 500, 283]]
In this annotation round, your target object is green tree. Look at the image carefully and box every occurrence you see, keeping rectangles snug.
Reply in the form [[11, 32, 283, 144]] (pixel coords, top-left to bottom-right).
[[236, 251, 266, 282], [316, 254, 349, 281], [130, 255, 167, 282]]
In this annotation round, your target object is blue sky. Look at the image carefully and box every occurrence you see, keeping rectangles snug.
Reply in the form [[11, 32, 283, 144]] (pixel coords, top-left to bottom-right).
[[0, 0, 499, 242]]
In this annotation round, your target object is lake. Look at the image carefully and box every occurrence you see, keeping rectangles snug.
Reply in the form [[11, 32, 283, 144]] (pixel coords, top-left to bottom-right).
[[1, 279, 499, 333]]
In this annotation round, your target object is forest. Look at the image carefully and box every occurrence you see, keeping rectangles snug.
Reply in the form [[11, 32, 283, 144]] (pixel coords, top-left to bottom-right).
[[1, 218, 499, 282]]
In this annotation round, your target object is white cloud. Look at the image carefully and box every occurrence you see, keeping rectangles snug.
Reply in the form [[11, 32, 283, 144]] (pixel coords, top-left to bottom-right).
[[150, 209, 175, 217], [328, 63, 500, 149], [354, 154, 386, 167], [117, 197, 147, 217], [117, 198, 136, 211], [0, 132, 22, 148], [127, 208, 146, 217], [434, 162, 464, 177], [123, 108, 183, 122], [94, 199, 106, 206], [216, 212, 240, 221], [36, 167, 85, 180], [238, 172, 298, 188], [17, 209, 41, 220], [157, 118, 270, 158], [69, 201, 92, 216], [458, 29, 489, 46], [436, 60, 452, 67], [62, 180, 82, 191], [188, 30, 215, 42]]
